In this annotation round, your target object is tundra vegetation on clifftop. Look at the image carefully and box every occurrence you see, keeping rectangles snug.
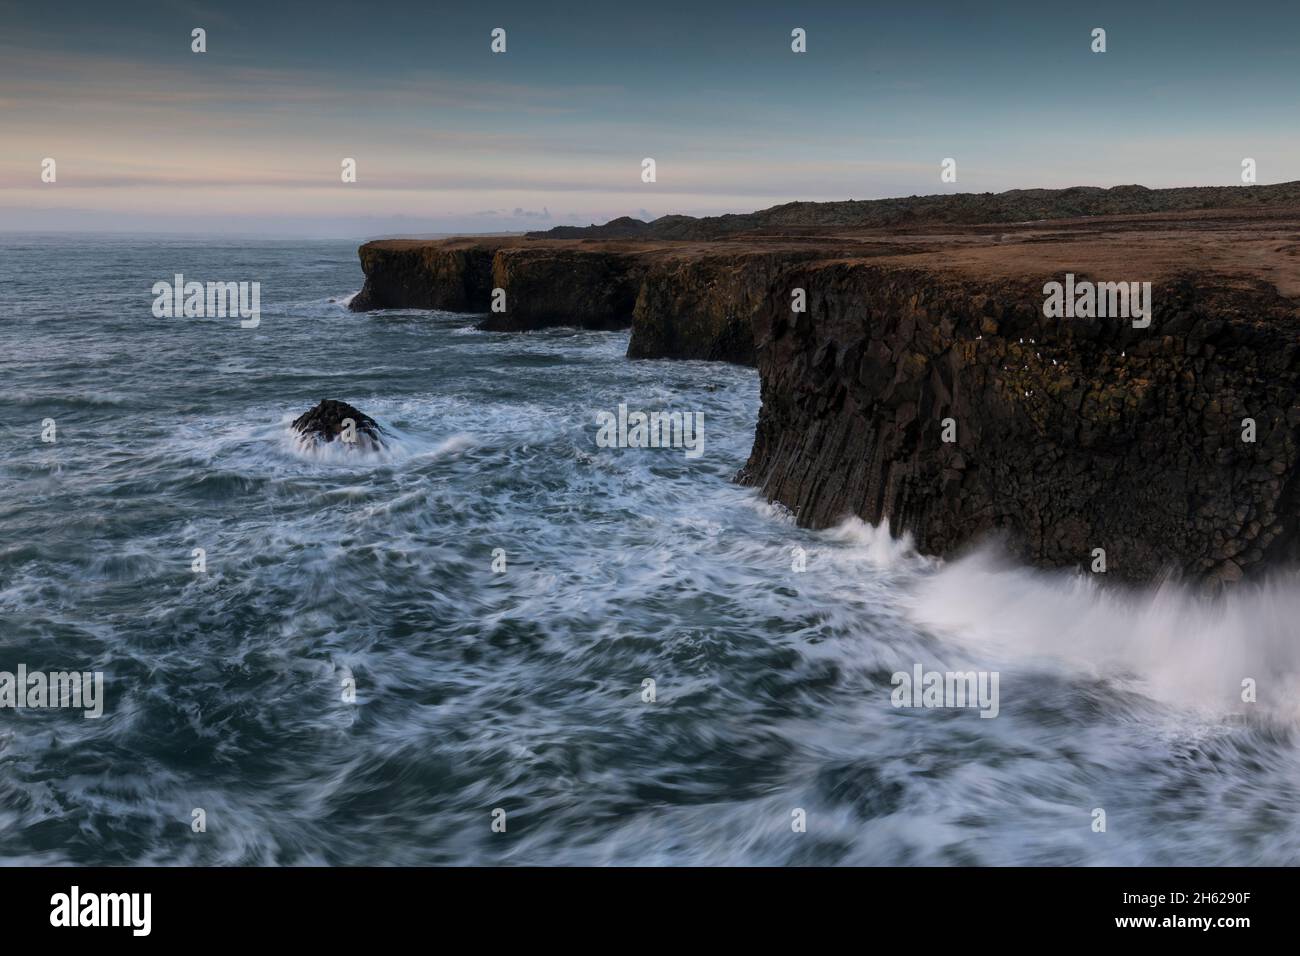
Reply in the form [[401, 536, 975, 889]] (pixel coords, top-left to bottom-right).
[[350, 184, 1300, 583]]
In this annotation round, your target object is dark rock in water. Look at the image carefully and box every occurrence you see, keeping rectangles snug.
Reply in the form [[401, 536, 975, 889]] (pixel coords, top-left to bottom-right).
[[291, 399, 384, 449]]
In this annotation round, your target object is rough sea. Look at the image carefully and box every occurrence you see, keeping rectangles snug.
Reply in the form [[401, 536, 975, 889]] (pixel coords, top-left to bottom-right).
[[2, 235, 1298, 865]]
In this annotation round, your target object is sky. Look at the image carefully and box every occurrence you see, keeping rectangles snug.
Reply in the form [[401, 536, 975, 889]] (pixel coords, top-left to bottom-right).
[[2, 0, 1298, 237]]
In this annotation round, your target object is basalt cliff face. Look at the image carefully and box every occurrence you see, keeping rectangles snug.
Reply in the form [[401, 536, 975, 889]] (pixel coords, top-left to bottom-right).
[[351, 238, 650, 338], [350, 239, 498, 313], [738, 261, 1300, 583], [350, 236, 861, 362], [350, 191, 1300, 582]]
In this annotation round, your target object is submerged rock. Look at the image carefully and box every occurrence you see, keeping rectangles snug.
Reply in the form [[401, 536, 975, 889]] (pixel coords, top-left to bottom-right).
[[290, 399, 384, 450]]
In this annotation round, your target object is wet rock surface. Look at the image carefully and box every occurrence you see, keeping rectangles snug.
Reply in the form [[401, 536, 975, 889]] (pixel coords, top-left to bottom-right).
[[291, 399, 384, 448]]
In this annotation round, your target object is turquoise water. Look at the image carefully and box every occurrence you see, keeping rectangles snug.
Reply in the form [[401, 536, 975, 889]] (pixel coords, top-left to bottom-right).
[[1, 235, 1297, 865]]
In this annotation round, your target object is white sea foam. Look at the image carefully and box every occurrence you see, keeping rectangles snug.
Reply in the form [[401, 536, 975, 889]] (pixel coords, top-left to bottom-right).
[[824, 516, 927, 571], [7, 236, 1296, 866], [905, 542, 1300, 721]]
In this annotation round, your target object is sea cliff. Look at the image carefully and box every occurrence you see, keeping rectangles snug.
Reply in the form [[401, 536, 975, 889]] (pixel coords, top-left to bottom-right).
[[349, 190, 1300, 582]]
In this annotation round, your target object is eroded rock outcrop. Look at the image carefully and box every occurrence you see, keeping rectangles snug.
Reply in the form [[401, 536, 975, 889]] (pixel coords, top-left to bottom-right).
[[350, 237, 780, 362], [480, 247, 644, 331], [291, 399, 385, 450], [349, 241, 498, 312], [738, 264, 1300, 583], [627, 253, 821, 364]]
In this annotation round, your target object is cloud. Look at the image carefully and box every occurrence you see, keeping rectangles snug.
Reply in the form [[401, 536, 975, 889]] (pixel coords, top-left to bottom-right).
[[0, 46, 623, 117]]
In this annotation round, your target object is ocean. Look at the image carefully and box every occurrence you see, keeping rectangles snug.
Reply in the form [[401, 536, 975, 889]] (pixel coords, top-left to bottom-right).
[[1, 235, 1297, 865]]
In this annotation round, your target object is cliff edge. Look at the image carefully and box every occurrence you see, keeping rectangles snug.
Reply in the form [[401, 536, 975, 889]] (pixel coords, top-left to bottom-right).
[[349, 191, 1300, 582]]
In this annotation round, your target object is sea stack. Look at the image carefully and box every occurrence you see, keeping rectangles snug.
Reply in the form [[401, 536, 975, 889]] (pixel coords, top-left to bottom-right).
[[290, 399, 384, 450]]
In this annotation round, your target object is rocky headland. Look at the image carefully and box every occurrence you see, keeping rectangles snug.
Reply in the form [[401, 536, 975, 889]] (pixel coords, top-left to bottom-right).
[[348, 185, 1300, 583]]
